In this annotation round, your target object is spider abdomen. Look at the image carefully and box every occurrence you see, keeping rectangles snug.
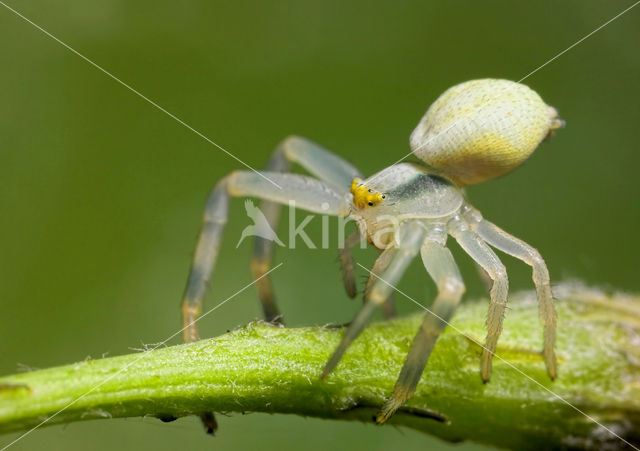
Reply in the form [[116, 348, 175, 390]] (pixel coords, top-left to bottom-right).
[[410, 79, 563, 186]]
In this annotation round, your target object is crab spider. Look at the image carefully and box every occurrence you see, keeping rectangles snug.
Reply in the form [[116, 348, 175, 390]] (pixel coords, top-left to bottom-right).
[[180, 79, 561, 424]]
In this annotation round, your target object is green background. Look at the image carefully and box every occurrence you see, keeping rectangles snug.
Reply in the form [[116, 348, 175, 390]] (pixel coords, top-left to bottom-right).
[[1, 1, 638, 450]]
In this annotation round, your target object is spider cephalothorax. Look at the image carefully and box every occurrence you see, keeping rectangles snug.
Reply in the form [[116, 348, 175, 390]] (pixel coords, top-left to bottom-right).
[[180, 78, 562, 426]]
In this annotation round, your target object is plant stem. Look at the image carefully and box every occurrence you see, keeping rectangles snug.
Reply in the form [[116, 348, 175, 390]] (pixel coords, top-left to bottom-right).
[[0, 284, 638, 450]]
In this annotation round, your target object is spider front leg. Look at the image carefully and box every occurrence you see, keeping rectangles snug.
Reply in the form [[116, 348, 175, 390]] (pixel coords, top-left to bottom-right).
[[340, 229, 396, 318], [252, 136, 363, 322], [364, 245, 397, 318], [322, 220, 427, 378], [181, 170, 347, 343], [338, 230, 363, 299], [451, 225, 509, 382], [377, 240, 465, 423], [474, 218, 557, 379]]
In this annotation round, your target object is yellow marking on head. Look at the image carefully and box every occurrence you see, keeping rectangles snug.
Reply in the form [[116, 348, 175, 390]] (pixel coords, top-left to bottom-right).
[[350, 178, 384, 209]]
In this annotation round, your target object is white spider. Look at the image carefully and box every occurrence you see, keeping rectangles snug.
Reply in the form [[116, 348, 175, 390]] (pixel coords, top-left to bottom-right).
[[180, 79, 564, 424]]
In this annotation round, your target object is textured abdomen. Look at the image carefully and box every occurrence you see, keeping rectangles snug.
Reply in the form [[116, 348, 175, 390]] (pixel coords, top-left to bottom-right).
[[410, 79, 563, 186]]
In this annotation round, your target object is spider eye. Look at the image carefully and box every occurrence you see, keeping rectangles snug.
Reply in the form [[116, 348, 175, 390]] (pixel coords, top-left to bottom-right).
[[381, 195, 386, 199], [368, 202, 373, 206], [368, 189, 373, 193]]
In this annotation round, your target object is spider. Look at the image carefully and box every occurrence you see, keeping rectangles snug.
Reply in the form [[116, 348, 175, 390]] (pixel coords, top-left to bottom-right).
[[180, 79, 564, 424]]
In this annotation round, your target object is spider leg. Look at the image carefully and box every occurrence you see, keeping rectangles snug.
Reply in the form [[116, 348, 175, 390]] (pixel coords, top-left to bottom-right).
[[377, 240, 464, 423], [474, 219, 557, 380], [253, 136, 363, 321], [381, 294, 396, 319], [181, 171, 347, 343], [452, 227, 509, 382], [182, 170, 346, 434], [364, 245, 396, 300], [322, 220, 426, 378], [338, 229, 363, 298], [364, 245, 398, 319], [475, 262, 493, 292]]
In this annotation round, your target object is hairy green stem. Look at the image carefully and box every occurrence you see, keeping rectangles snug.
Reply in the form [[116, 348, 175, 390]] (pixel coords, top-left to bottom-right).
[[1, 284, 638, 450]]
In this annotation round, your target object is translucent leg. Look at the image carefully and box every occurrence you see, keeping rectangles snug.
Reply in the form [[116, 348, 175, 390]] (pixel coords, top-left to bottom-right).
[[377, 240, 465, 423], [338, 230, 363, 299], [364, 246, 397, 319], [475, 262, 493, 291], [253, 136, 363, 321], [381, 294, 396, 319], [181, 171, 346, 343], [475, 219, 557, 379], [322, 221, 427, 378], [182, 170, 346, 434], [272, 135, 363, 190], [363, 246, 396, 301], [453, 228, 509, 382], [182, 179, 229, 344]]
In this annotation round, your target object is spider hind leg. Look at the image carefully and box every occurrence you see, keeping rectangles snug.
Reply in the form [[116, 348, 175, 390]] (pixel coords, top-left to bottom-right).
[[474, 218, 557, 379], [452, 227, 509, 382]]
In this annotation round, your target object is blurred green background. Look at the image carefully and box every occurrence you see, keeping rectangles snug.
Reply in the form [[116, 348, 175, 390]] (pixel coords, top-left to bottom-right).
[[1, 1, 638, 449]]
